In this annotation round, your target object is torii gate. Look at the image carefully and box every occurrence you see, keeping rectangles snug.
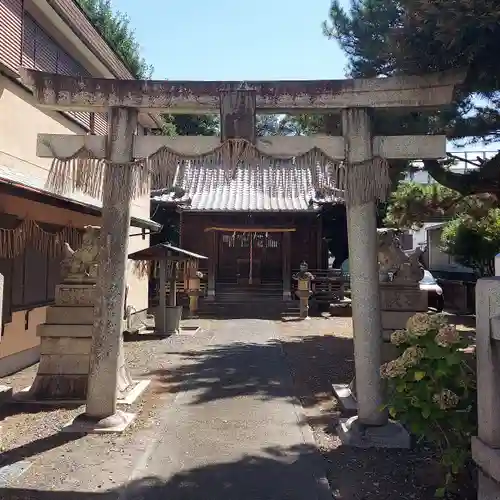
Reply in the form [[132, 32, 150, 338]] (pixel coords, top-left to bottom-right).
[[20, 68, 463, 438]]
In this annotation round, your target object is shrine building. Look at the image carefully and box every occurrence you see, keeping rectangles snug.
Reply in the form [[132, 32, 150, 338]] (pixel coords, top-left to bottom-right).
[[151, 155, 342, 307]]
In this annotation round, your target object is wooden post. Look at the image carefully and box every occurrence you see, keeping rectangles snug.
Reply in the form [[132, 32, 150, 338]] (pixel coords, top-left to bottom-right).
[[168, 261, 178, 307], [157, 259, 167, 333], [282, 232, 292, 300], [207, 231, 216, 300], [85, 107, 137, 424], [316, 217, 323, 269]]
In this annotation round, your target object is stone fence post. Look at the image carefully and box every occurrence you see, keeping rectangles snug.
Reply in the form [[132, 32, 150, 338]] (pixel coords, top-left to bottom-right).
[[473, 277, 500, 499]]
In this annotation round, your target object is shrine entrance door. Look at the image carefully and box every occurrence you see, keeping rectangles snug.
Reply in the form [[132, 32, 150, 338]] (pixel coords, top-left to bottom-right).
[[218, 231, 283, 285]]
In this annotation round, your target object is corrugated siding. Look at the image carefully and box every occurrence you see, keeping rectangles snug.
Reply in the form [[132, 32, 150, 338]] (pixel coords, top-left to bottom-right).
[[21, 12, 35, 68], [22, 14, 91, 130], [0, 0, 23, 73], [34, 24, 57, 73], [94, 112, 108, 135]]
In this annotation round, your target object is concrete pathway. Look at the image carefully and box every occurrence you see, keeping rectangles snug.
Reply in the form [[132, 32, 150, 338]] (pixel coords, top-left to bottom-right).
[[119, 319, 332, 500]]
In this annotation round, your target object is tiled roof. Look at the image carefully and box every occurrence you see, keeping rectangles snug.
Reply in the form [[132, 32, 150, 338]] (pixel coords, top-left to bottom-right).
[[151, 162, 342, 212]]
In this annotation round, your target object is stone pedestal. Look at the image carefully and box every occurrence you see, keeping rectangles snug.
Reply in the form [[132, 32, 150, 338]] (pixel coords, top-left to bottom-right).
[[186, 277, 202, 318], [295, 278, 313, 319], [28, 284, 96, 401], [23, 283, 141, 404], [380, 283, 427, 362]]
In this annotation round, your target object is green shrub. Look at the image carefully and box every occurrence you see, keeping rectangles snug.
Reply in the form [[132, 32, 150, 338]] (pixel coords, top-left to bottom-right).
[[381, 313, 476, 496]]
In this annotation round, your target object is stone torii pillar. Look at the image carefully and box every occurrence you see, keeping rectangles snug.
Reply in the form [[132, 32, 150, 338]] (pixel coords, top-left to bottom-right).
[[74, 107, 139, 431], [20, 68, 463, 438], [337, 108, 409, 447]]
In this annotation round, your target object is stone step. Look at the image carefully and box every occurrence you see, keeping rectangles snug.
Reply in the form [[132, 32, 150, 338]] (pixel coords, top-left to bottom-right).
[[46, 306, 94, 325], [37, 324, 93, 338], [0, 385, 13, 405], [197, 299, 298, 319]]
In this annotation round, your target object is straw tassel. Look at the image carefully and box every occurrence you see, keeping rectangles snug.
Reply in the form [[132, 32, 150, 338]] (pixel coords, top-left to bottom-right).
[[345, 156, 391, 206], [0, 218, 82, 259], [42, 137, 389, 206]]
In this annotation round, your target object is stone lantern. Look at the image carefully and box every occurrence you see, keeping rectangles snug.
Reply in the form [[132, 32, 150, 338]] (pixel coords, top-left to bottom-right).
[[293, 261, 315, 319], [186, 268, 204, 318]]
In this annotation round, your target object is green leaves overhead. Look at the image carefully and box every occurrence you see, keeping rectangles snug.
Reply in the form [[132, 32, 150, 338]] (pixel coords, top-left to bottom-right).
[[324, 0, 500, 195]]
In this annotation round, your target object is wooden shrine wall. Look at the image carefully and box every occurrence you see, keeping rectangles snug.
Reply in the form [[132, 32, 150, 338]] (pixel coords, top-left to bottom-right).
[[180, 212, 324, 272]]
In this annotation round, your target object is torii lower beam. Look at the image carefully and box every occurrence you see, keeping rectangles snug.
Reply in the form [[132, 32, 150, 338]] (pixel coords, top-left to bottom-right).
[[35, 134, 447, 162]]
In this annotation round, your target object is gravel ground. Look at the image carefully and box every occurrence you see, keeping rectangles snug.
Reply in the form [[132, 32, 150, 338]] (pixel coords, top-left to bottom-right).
[[0, 319, 214, 494], [0, 314, 476, 499], [278, 314, 476, 500]]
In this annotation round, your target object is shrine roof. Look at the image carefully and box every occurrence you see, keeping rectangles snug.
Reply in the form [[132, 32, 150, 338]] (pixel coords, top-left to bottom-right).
[[151, 162, 343, 212], [128, 243, 207, 261]]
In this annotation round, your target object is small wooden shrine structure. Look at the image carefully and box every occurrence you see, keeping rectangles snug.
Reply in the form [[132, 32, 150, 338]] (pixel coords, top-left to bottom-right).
[[128, 243, 207, 333]]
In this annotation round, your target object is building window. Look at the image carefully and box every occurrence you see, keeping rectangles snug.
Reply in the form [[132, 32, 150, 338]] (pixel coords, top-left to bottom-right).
[[0, 215, 67, 325]]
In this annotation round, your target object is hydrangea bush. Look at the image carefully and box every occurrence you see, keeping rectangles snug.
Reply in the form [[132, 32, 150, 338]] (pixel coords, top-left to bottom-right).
[[380, 313, 476, 497]]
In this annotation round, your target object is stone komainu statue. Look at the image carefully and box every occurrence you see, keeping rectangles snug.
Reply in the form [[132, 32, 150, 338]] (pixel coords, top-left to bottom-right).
[[377, 228, 424, 284], [61, 225, 100, 283]]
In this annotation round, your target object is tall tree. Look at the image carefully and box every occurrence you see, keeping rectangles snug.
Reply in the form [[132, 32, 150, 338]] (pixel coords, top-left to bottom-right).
[[323, 0, 500, 197], [76, 0, 217, 136]]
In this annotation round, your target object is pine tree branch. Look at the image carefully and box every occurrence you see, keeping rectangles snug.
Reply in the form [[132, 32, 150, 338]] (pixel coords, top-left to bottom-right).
[[423, 153, 500, 196]]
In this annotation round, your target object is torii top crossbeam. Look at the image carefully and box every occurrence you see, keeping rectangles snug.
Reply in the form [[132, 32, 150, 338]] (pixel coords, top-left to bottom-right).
[[20, 69, 464, 114]]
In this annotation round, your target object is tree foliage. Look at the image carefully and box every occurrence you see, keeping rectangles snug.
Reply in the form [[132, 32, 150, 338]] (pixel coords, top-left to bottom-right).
[[323, 0, 500, 196], [76, 0, 152, 79], [76, 0, 218, 136], [441, 209, 500, 277], [385, 181, 500, 275], [384, 181, 497, 229]]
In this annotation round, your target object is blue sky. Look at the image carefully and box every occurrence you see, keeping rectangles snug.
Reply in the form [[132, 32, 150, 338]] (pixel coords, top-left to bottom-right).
[[116, 0, 347, 81], [116, 0, 496, 153]]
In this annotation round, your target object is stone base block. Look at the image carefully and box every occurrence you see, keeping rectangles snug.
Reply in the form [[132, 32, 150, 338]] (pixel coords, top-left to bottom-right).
[[15, 378, 151, 406], [478, 470, 500, 500], [382, 342, 400, 363], [380, 284, 428, 312], [338, 416, 411, 449], [472, 437, 500, 484], [38, 353, 90, 375], [46, 306, 94, 325], [37, 324, 93, 338], [381, 310, 418, 331], [0, 385, 13, 405], [332, 383, 357, 412], [62, 409, 136, 434], [27, 374, 87, 402], [55, 284, 97, 307]]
